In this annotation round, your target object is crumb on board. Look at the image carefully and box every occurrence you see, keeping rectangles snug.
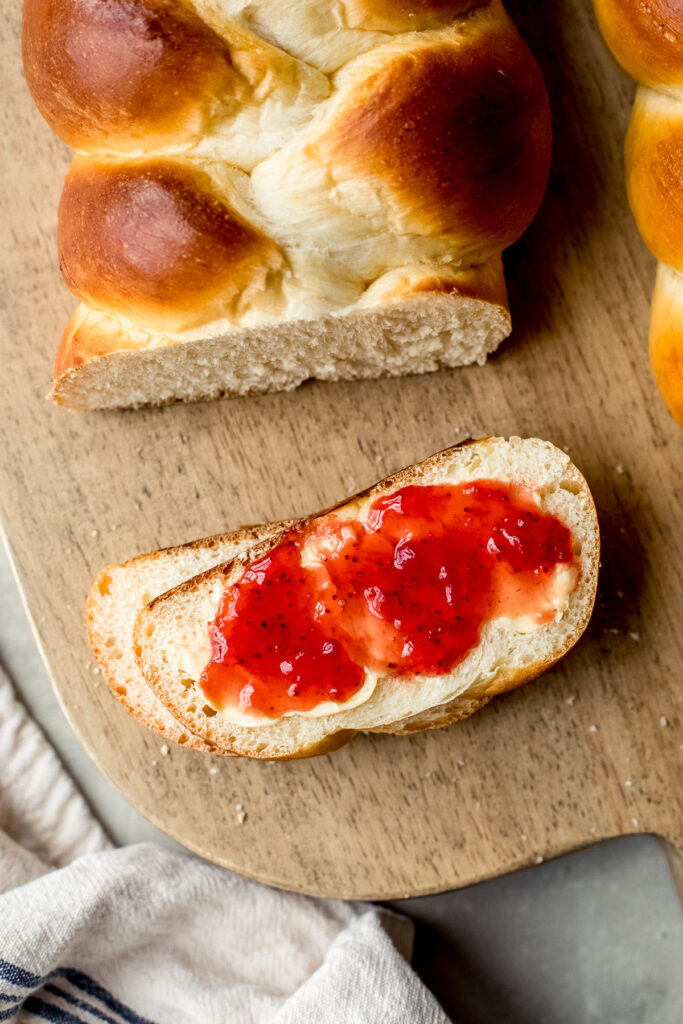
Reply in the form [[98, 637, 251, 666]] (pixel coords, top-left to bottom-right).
[[660, 716, 668, 728], [588, 725, 598, 733], [566, 695, 576, 706], [160, 744, 169, 757]]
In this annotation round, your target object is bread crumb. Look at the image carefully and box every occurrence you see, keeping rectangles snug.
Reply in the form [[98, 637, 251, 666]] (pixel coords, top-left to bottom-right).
[[160, 744, 169, 757], [615, 464, 624, 474], [520, 834, 528, 841], [457, 759, 465, 768], [235, 802, 244, 811], [590, 827, 596, 834], [632, 817, 639, 827], [628, 631, 640, 642], [424, 771, 432, 779], [535, 856, 544, 865], [475, 800, 481, 810], [660, 716, 668, 728], [151, 760, 158, 766], [93, 667, 100, 675], [209, 766, 219, 775], [236, 809, 247, 825], [624, 779, 632, 787], [91, 529, 99, 537], [588, 725, 597, 732], [566, 695, 576, 706]]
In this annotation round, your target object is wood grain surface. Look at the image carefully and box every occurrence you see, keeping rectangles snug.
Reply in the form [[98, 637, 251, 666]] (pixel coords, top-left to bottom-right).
[[1, 0, 681, 900]]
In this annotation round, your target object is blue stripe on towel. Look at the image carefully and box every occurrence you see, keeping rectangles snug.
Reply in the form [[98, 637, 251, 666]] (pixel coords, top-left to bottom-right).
[[44, 984, 120, 1024], [0, 960, 159, 1024], [54, 971, 156, 1024], [24, 996, 84, 1023], [0, 959, 43, 988]]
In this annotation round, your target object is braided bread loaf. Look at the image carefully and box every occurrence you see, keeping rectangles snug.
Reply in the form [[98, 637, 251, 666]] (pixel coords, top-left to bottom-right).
[[593, 0, 683, 427], [23, 0, 551, 410]]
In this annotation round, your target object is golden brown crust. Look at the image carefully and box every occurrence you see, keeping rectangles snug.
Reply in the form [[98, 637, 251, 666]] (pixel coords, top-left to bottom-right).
[[593, 0, 683, 88], [26, 0, 550, 404], [625, 93, 683, 273], [650, 264, 683, 425], [593, 3, 683, 428], [372, 259, 509, 310], [343, 0, 484, 32], [318, 11, 551, 254], [55, 308, 141, 378], [58, 157, 285, 331], [22, 0, 244, 150]]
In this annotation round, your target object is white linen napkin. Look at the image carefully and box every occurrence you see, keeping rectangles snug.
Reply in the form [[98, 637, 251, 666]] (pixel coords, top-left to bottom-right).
[[0, 666, 450, 1023]]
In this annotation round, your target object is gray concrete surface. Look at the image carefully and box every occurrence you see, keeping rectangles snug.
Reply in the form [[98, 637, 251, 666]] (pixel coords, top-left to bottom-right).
[[1, 539, 681, 1024]]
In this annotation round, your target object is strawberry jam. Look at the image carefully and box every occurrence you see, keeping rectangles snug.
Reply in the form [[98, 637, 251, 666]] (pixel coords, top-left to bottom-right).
[[200, 481, 577, 719]]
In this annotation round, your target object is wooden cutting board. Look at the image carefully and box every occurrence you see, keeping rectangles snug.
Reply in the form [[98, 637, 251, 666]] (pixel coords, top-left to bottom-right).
[[1, 0, 681, 900]]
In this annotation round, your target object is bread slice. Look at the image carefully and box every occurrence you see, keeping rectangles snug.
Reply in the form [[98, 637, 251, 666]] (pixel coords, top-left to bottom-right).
[[51, 262, 510, 410], [132, 437, 600, 760], [87, 522, 295, 751]]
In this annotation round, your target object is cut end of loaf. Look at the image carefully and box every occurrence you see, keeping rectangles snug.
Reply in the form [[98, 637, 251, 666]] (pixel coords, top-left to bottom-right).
[[50, 291, 511, 410]]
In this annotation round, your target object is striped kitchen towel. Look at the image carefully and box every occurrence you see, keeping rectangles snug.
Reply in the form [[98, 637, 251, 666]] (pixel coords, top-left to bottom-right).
[[0, 666, 449, 1023]]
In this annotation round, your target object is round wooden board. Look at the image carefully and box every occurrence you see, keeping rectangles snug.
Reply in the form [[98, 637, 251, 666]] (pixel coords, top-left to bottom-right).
[[1, 0, 681, 899]]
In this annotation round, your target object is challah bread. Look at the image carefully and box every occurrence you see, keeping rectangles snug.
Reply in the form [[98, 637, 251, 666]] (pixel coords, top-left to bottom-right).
[[593, 0, 683, 427], [122, 437, 599, 760], [23, 0, 551, 410], [87, 522, 294, 750]]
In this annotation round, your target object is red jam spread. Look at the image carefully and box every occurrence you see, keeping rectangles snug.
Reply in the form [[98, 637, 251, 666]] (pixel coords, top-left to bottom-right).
[[200, 481, 577, 719]]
